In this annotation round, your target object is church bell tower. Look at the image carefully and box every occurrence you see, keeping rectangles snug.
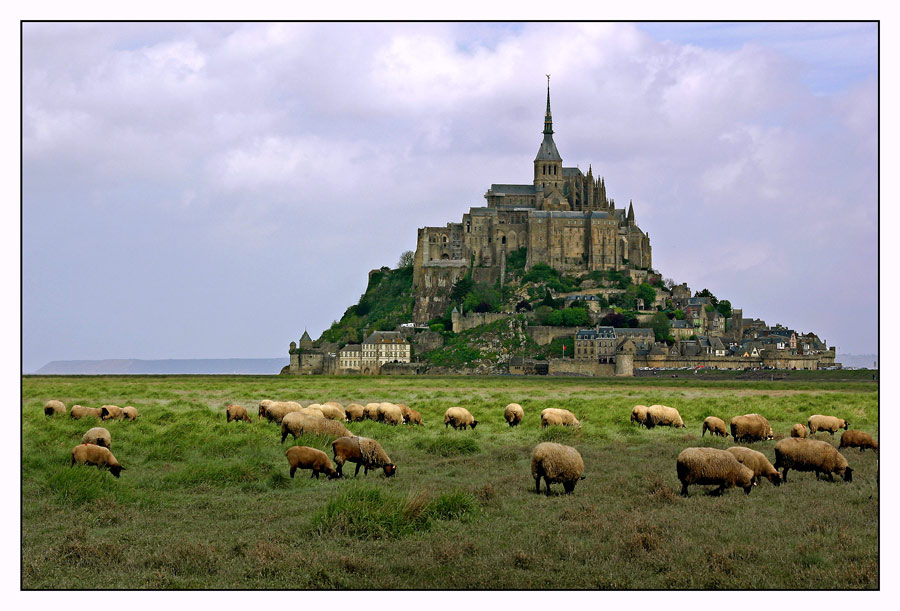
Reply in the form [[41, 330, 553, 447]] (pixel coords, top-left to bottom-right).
[[534, 75, 563, 192]]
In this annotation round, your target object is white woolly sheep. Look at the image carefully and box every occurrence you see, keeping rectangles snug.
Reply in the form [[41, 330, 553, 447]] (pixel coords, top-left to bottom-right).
[[345, 404, 366, 422], [839, 430, 878, 452], [790, 423, 808, 438], [44, 400, 66, 417], [807, 414, 851, 436], [81, 427, 112, 449], [280, 411, 352, 443], [774, 438, 853, 483], [540, 408, 580, 428], [226, 404, 252, 423], [70, 405, 102, 420], [504, 403, 524, 427], [285, 446, 338, 479], [702, 416, 728, 438], [332, 436, 396, 477], [299, 406, 326, 418], [630, 404, 649, 428], [363, 403, 381, 420], [726, 446, 782, 486], [262, 401, 303, 424], [645, 405, 684, 429], [376, 403, 404, 426], [676, 447, 755, 497], [318, 403, 347, 421], [70, 444, 125, 477], [530, 442, 585, 495], [444, 407, 478, 430], [730, 414, 774, 442]]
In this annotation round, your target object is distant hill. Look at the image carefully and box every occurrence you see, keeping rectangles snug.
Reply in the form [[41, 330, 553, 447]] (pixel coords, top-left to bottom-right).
[[33, 358, 287, 375]]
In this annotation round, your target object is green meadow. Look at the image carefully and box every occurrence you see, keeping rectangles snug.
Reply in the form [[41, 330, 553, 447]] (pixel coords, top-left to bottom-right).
[[21, 374, 878, 589]]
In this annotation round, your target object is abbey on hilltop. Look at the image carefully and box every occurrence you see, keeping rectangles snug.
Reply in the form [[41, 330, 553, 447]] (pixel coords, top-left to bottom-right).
[[413, 78, 652, 323]]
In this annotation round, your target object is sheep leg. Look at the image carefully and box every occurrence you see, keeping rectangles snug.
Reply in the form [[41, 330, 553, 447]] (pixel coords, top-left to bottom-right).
[[280, 431, 288, 444], [544, 477, 552, 496], [311, 470, 319, 479], [711, 485, 725, 496], [290, 466, 296, 478], [680, 482, 689, 497], [354, 462, 362, 477], [781, 468, 789, 483], [534, 477, 541, 494], [826, 472, 834, 482]]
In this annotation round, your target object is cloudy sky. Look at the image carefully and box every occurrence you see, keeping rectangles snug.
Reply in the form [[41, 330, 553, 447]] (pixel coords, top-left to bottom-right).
[[21, 22, 877, 372]]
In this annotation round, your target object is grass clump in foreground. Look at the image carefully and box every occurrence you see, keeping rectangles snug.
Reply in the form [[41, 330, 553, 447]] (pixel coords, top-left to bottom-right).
[[415, 434, 480, 456]]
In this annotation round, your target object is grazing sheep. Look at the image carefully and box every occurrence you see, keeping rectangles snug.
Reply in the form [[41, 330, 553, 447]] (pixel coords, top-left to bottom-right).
[[345, 404, 366, 422], [540, 408, 580, 428], [702, 416, 728, 438], [730, 414, 774, 443], [332, 436, 396, 477], [774, 438, 853, 483], [44, 400, 66, 417], [530, 442, 585, 496], [676, 447, 755, 497], [100, 405, 124, 421], [839, 430, 878, 452], [376, 403, 404, 426], [262, 401, 303, 424], [318, 403, 347, 421], [444, 407, 478, 430], [645, 405, 684, 429], [726, 446, 782, 486], [630, 404, 649, 428], [299, 406, 326, 418], [395, 404, 412, 422], [258, 399, 273, 420], [70, 444, 125, 477], [122, 406, 139, 421], [226, 404, 252, 423], [407, 409, 423, 426], [363, 403, 381, 420], [285, 446, 338, 479], [504, 403, 524, 427], [808, 415, 851, 436], [790, 423, 808, 438], [81, 427, 111, 449], [70, 405, 102, 420], [280, 412, 352, 443]]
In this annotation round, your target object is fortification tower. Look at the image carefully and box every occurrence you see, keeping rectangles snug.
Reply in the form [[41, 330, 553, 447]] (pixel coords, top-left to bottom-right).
[[533, 75, 563, 193]]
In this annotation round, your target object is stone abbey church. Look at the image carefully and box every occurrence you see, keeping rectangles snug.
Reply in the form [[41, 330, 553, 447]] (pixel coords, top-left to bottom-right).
[[412, 82, 653, 323]]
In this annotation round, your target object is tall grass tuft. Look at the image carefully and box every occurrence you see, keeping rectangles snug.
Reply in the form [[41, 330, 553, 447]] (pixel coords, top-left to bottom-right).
[[415, 435, 480, 456], [312, 485, 431, 539]]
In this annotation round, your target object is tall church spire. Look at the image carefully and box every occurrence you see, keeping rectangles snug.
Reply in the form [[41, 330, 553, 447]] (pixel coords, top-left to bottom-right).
[[544, 74, 553, 135]]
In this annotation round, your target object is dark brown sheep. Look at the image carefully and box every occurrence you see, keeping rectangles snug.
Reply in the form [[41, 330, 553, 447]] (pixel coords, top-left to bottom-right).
[[702, 416, 728, 438], [285, 446, 338, 479], [839, 430, 878, 452], [226, 404, 252, 423], [332, 436, 396, 478], [407, 409, 423, 426]]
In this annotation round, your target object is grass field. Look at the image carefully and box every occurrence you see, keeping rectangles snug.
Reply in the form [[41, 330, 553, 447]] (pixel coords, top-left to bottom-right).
[[21, 374, 879, 589]]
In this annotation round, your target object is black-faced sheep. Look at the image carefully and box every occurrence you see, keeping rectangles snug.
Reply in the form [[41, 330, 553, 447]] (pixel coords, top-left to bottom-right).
[[70, 444, 125, 477], [645, 405, 684, 429], [100, 405, 124, 421], [285, 446, 338, 479], [332, 436, 396, 477], [726, 446, 781, 486], [540, 408, 580, 428], [504, 403, 524, 427], [407, 409, 423, 426], [630, 404, 649, 427], [530, 442, 585, 495], [226, 404, 252, 423], [81, 427, 111, 449], [280, 412, 352, 443], [44, 400, 66, 417], [790, 423, 808, 438], [445, 407, 478, 430], [839, 430, 878, 452], [377, 402, 404, 426], [702, 416, 728, 438], [122, 406, 139, 421], [774, 438, 853, 483], [70, 405, 102, 420], [363, 403, 381, 421], [730, 414, 774, 442], [345, 404, 366, 422], [395, 403, 412, 422], [676, 447, 755, 497], [808, 414, 850, 436]]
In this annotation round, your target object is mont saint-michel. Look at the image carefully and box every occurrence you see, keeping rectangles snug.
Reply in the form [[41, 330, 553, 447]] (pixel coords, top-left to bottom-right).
[[288, 82, 835, 376]]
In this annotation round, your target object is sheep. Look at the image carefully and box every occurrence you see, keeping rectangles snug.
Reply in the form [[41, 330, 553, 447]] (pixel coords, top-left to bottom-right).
[[332, 436, 396, 477], [504, 403, 524, 427], [122, 406, 139, 421], [299, 406, 326, 418], [70, 405, 102, 420], [81, 427, 112, 449], [530, 442, 585, 495], [407, 409, 423, 426], [676, 447, 755, 497], [285, 446, 338, 479], [726, 446, 782, 486], [774, 438, 853, 483], [444, 407, 478, 430], [280, 411, 352, 443], [730, 414, 774, 443], [70, 444, 125, 477], [630, 404, 649, 428], [100, 405, 124, 421], [262, 401, 303, 424], [790, 423, 809, 438], [363, 403, 381, 420], [839, 430, 878, 452], [395, 403, 412, 422], [808, 414, 851, 436], [376, 402, 404, 426], [702, 416, 728, 438], [44, 400, 66, 417], [645, 405, 684, 429], [319, 403, 347, 421], [345, 404, 366, 422], [540, 408, 580, 428], [226, 404, 252, 423], [258, 399, 273, 420]]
